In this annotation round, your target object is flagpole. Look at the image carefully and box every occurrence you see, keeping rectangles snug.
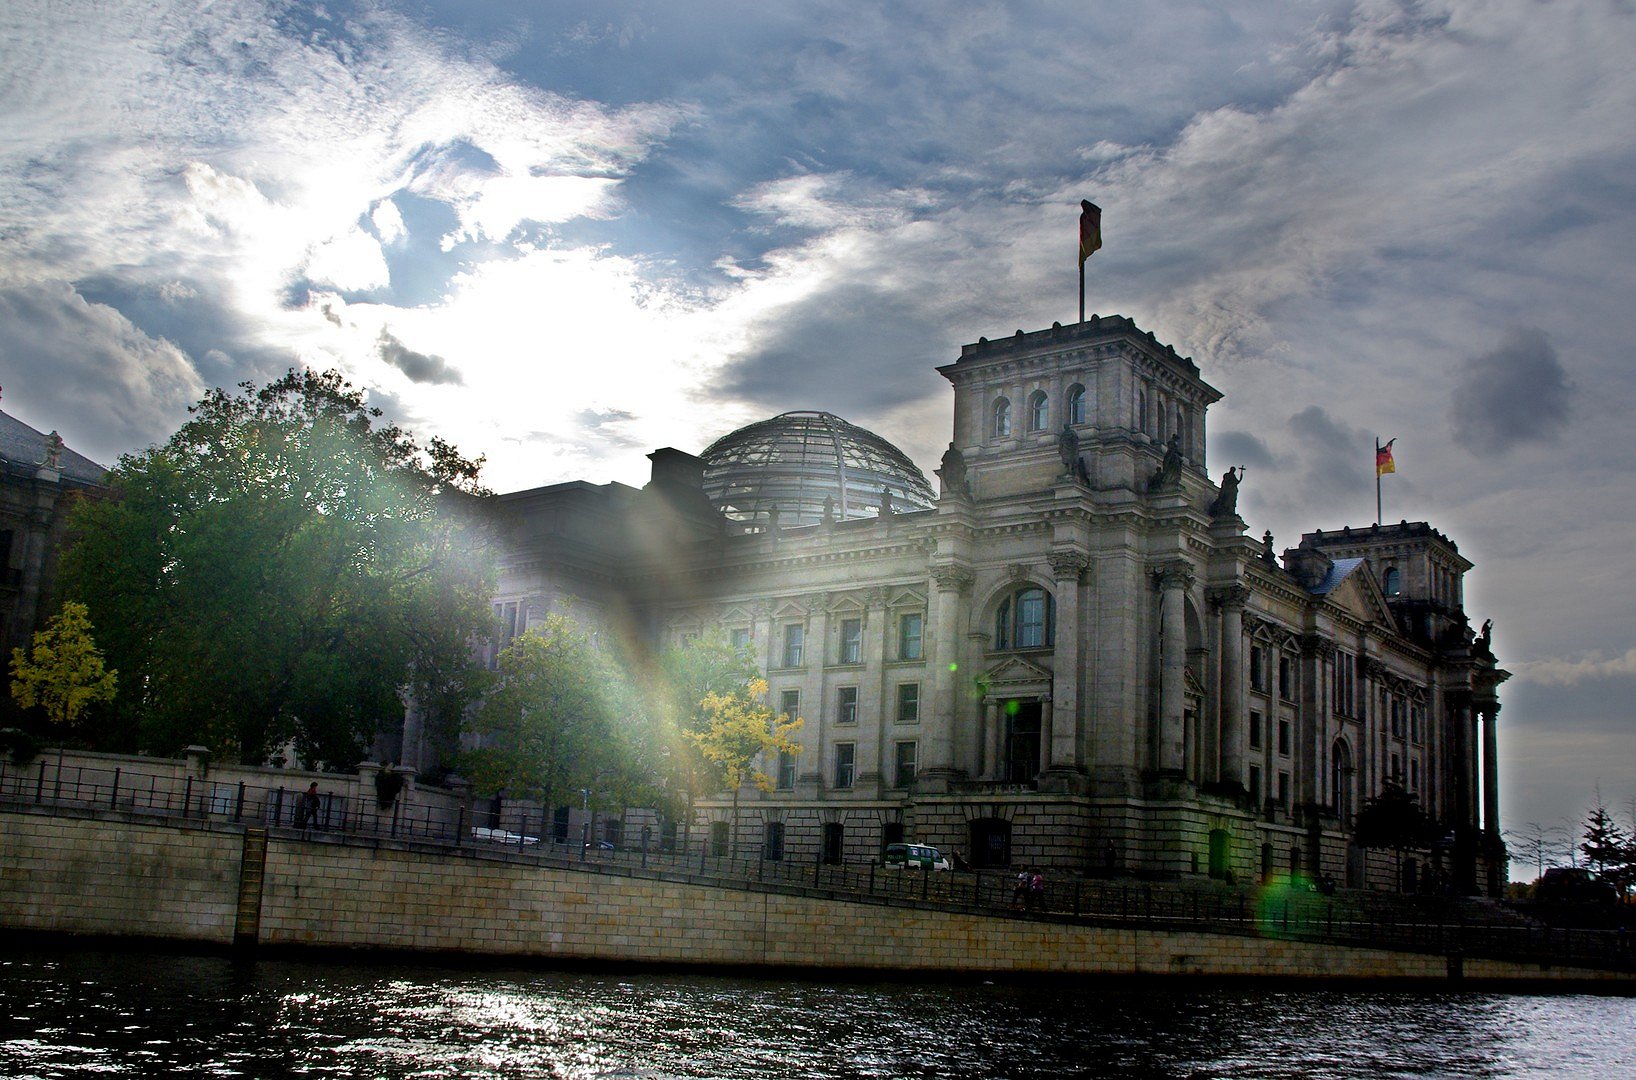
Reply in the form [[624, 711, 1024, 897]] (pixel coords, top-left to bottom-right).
[[1079, 259, 1085, 324], [1375, 438, 1383, 525]]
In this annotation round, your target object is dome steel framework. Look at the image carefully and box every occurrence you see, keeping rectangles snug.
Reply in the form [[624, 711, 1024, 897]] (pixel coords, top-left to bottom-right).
[[700, 411, 935, 529]]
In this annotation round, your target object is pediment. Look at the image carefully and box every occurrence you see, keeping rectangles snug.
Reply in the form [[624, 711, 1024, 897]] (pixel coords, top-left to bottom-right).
[[887, 588, 927, 608], [981, 655, 1055, 697], [1326, 564, 1396, 627]]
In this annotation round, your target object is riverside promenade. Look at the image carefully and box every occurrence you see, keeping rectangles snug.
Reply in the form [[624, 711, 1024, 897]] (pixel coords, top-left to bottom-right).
[[1, 757, 1631, 987]]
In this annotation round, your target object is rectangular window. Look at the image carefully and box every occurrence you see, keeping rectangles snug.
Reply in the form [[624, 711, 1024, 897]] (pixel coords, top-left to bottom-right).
[[729, 627, 750, 650], [1277, 719, 1290, 757], [490, 600, 525, 668], [604, 818, 622, 847], [1410, 759, 1420, 791], [782, 623, 805, 667], [1390, 753, 1402, 783], [1249, 764, 1262, 805], [839, 618, 862, 664], [1411, 706, 1422, 744], [836, 686, 858, 725], [1333, 651, 1355, 715], [779, 689, 800, 720], [1277, 771, 1290, 806], [894, 741, 918, 788], [1278, 656, 1293, 700], [898, 612, 924, 660], [896, 682, 920, 723], [776, 750, 797, 790], [1250, 646, 1266, 692], [1248, 711, 1262, 749], [763, 821, 785, 861], [834, 743, 856, 789]]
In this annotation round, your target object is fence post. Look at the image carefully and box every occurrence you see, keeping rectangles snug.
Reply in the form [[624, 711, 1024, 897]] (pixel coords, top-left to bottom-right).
[[235, 782, 245, 822], [35, 760, 45, 803], [813, 854, 821, 889], [110, 768, 120, 810], [391, 799, 400, 838], [273, 788, 285, 827], [183, 776, 193, 818], [455, 804, 465, 846]]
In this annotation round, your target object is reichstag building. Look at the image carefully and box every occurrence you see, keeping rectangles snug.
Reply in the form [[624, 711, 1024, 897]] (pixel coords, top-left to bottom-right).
[[462, 316, 1509, 895]]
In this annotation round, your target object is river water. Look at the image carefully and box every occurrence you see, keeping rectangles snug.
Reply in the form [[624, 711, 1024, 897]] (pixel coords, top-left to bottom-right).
[[1, 943, 1632, 1078]]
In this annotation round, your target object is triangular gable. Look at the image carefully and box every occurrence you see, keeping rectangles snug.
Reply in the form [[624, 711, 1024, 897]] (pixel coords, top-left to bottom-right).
[[771, 599, 808, 620], [720, 605, 752, 625], [887, 588, 927, 608], [980, 655, 1054, 698], [1322, 561, 1396, 627], [827, 594, 866, 615]]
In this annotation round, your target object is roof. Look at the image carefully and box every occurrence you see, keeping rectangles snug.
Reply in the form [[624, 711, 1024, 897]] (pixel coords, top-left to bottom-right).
[[1308, 557, 1367, 596], [0, 410, 106, 486]]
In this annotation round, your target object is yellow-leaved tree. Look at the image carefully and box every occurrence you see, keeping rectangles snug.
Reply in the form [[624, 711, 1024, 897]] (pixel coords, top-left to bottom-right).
[[688, 677, 802, 859], [10, 601, 118, 734]]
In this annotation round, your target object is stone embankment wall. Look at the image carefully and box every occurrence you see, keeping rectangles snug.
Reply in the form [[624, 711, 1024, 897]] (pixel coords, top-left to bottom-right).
[[0, 806, 1623, 985]]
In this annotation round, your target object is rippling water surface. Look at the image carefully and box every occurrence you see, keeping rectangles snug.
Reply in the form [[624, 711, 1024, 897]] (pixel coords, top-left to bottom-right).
[[1, 944, 1632, 1078]]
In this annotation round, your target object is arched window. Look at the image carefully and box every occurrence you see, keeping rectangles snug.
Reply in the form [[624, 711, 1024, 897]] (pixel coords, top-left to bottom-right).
[[994, 586, 1055, 649], [1383, 566, 1401, 597], [993, 397, 1011, 438], [1028, 390, 1049, 431], [1067, 384, 1086, 426], [1331, 740, 1354, 821]]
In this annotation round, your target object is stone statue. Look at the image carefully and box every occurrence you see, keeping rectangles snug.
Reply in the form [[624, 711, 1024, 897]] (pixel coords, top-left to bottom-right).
[[766, 503, 780, 534], [820, 495, 836, 524], [878, 487, 893, 517], [43, 431, 64, 470], [1261, 529, 1278, 564], [1477, 619, 1494, 656], [1209, 466, 1241, 519], [1148, 434, 1183, 492], [937, 443, 968, 497], [1057, 423, 1086, 483]]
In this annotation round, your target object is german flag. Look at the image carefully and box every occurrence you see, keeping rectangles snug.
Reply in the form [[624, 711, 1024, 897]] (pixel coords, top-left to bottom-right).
[[1376, 438, 1397, 477], [1079, 200, 1102, 265]]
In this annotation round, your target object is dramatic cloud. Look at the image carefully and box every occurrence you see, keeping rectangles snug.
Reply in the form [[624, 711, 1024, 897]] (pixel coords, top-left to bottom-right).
[[377, 330, 462, 386], [1209, 431, 1276, 470], [1513, 649, 1636, 688], [1450, 327, 1573, 455], [1287, 405, 1371, 497]]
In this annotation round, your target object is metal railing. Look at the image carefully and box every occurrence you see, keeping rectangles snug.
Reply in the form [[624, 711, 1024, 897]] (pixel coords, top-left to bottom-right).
[[5, 760, 1631, 973]]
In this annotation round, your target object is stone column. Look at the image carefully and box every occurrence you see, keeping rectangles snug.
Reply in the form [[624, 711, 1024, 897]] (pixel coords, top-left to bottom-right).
[[860, 587, 889, 784], [1210, 585, 1249, 788], [798, 595, 830, 791], [1480, 700, 1501, 838], [1043, 551, 1088, 782], [1154, 562, 1193, 775], [920, 564, 973, 792]]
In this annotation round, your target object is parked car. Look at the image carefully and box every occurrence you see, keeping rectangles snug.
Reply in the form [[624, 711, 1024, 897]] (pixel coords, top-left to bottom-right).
[[882, 843, 951, 871], [583, 839, 617, 852], [471, 827, 540, 846]]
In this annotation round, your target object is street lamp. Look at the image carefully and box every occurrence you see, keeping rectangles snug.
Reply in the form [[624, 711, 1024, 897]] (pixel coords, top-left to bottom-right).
[[579, 788, 592, 862]]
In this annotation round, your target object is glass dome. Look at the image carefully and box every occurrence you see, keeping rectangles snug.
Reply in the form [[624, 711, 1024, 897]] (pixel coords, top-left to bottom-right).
[[700, 411, 935, 529]]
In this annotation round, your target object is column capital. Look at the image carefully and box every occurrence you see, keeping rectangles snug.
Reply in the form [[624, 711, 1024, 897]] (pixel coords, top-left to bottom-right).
[[1206, 583, 1251, 610], [1048, 550, 1090, 583], [930, 564, 975, 593], [863, 586, 890, 609], [1300, 633, 1335, 659], [1150, 560, 1194, 591]]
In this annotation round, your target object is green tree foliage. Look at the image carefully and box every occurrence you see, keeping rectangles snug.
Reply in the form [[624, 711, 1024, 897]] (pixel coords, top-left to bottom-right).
[[653, 632, 759, 810], [687, 677, 802, 858], [1354, 780, 1435, 890], [9, 601, 117, 733], [58, 369, 493, 767], [459, 613, 644, 811], [1580, 804, 1634, 897]]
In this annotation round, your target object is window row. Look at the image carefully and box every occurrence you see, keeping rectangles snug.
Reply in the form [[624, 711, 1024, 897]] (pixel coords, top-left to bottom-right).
[[1248, 644, 1298, 701], [773, 683, 922, 732], [774, 739, 920, 792], [746, 613, 925, 668], [992, 385, 1089, 438]]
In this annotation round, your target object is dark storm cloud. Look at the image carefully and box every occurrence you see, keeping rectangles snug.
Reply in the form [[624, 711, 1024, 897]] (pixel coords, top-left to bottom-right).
[[719, 282, 950, 416], [377, 330, 462, 385], [1209, 430, 1275, 470], [1288, 405, 1370, 495], [0, 282, 202, 462], [1450, 327, 1572, 455]]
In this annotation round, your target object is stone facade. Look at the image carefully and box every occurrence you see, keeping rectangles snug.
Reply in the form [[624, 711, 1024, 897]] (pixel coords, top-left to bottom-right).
[[477, 317, 1510, 894], [0, 411, 105, 665]]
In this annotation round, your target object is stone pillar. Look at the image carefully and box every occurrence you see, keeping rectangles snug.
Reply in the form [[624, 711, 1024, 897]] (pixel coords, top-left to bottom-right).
[[1480, 701, 1501, 838], [798, 595, 829, 791], [1154, 562, 1193, 775], [919, 564, 972, 792], [860, 587, 889, 784], [1211, 585, 1249, 788], [1041, 551, 1089, 791]]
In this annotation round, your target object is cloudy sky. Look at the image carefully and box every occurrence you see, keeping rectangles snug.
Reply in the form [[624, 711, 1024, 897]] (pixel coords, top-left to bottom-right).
[[3, 0, 1633, 859]]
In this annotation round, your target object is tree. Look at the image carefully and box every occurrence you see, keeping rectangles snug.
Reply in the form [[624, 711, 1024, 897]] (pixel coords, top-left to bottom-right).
[[458, 613, 639, 814], [58, 369, 494, 767], [1580, 804, 1634, 897], [687, 677, 803, 859], [651, 633, 760, 844], [9, 602, 117, 734], [1505, 820, 1570, 882], [1354, 780, 1435, 891]]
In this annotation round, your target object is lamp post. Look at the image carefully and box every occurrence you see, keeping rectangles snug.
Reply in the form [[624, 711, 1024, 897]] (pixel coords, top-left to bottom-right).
[[579, 788, 591, 862]]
